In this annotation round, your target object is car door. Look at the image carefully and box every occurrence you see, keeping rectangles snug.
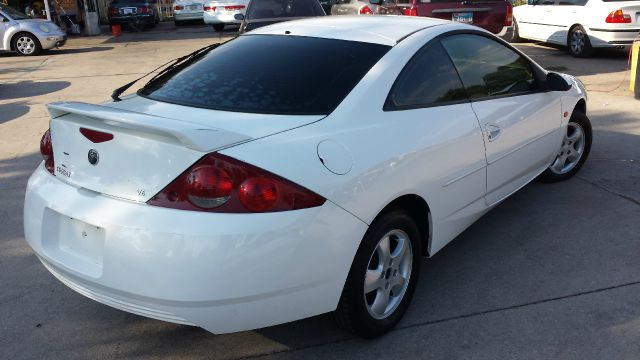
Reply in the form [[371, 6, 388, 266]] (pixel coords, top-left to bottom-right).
[[0, 13, 8, 50], [545, 0, 588, 44], [517, 0, 558, 41], [384, 39, 487, 254], [440, 34, 562, 206]]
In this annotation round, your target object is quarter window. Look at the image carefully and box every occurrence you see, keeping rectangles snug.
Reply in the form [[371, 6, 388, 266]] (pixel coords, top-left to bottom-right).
[[440, 34, 536, 100], [385, 41, 467, 110]]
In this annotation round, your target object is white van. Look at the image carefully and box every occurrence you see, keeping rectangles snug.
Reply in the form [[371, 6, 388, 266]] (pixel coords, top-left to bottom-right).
[[511, 0, 640, 57]]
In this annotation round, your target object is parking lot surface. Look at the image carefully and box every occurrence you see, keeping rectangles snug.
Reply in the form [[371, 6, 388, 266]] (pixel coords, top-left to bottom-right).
[[1, 26, 639, 360]]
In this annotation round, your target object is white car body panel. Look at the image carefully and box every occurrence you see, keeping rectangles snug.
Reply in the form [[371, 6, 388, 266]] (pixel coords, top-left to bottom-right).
[[23, 17, 587, 333], [203, 0, 250, 25], [514, 0, 640, 48]]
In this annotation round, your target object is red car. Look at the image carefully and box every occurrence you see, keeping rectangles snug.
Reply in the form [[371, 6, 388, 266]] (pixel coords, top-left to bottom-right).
[[398, 0, 513, 34]]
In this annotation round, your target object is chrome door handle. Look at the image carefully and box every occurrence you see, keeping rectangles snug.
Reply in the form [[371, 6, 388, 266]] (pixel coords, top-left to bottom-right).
[[486, 124, 501, 142]]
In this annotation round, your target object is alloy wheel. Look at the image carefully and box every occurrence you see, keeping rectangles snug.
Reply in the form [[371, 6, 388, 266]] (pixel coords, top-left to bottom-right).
[[16, 36, 36, 55], [549, 122, 586, 175], [571, 30, 585, 55], [363, 229, 413, 320]]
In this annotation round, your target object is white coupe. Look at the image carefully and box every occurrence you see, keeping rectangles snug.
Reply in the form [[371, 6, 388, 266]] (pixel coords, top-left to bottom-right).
[[24, 16, 591, 338]]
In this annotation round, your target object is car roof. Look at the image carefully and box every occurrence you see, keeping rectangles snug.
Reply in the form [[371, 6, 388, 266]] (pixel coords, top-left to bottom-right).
[[245, 16, 450, 46]]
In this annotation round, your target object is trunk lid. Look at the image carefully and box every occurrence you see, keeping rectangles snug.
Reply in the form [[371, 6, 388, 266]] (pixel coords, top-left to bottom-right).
[[48, 97, 324, 203], [411, 0, 508, 34]]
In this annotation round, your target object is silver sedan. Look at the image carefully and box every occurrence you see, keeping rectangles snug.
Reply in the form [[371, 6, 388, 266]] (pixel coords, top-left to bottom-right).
[[0, 5, 66, 56]]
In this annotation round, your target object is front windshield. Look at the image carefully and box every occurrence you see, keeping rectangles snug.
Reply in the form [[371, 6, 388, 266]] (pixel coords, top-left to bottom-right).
[[0, 5, 30, 20], [246, 0, 325, 20]]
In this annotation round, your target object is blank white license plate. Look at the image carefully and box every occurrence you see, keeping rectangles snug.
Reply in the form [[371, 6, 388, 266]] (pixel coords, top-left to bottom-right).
[[123, 8, 134, 14], [57, 216, 105, 266], [188, 5, 201, 10], [452, 12, 473, 24]]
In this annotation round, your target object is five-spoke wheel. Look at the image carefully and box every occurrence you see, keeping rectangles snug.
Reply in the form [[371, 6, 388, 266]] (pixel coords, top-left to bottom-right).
[[540, 110, 592, 182], [335, 209, 420, 338]]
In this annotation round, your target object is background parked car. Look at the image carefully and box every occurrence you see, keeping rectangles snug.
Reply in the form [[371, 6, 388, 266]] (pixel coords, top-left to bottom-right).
[[330, 0, 401, 15], [396, 0, 513, 34], [203, 0, 250, 31], [108, 0, 160, 28], [174, 0, 206, 25], [237, 0, 325, 33], [510, 0, 640, 57], [0, 5, 66, 56]]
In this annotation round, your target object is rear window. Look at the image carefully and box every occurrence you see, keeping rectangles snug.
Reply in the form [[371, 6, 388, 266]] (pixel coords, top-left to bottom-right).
[[246, 0, 325, 19], [140, 35, 390, 115]]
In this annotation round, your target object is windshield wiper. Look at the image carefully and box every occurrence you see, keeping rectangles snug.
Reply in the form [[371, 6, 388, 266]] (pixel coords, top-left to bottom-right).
[[111, 42, 222, 102]]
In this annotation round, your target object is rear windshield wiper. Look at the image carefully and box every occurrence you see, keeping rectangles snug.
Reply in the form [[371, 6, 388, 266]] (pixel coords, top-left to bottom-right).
[[111, 42, 222, 102]]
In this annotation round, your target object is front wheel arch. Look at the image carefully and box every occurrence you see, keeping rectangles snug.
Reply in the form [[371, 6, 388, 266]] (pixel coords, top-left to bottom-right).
[[11, 32, 42, 55]]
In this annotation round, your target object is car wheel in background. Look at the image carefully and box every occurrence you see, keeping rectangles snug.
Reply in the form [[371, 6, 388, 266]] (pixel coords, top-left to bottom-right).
[[335, 208, 421, 338], [174, 19, 183, 26], [12, 33, 42, 56], [505, 18, 522, 43], [569, 26, 593, 58], [213, 23, 225, 32], [539, 111, 592, 182]]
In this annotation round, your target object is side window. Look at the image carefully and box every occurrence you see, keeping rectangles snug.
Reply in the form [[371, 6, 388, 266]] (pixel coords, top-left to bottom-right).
[[385, 41, 467, 110], [537, 0, 557, 4], [440, 34, 536, 100], [558, 0, 587, 5]]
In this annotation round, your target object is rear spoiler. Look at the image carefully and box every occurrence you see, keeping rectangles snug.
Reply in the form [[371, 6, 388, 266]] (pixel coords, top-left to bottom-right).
[[47, 102, 252, 152]]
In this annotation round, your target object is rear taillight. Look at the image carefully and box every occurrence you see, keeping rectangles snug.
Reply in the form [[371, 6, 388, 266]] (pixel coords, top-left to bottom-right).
[[109, 7, 119, 16], [606, 10, 631, 23], [224, 5, 245, 10], [138, 6, 149, 13], [359, 5, 373, 14], [403, 6, 416, 16], [504, 1, 513, 26], [174, 5, 184, 10], [204, 5, 215, 11], [147, 153, 326, 213], [40, 129, 54, 175]]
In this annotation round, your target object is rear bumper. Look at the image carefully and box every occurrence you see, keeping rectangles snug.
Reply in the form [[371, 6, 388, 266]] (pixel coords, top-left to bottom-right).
[[23, 165, 367, 333], [109, 14, 155, 25], [203, 11, 242, 24], [174, 11, 204, 21], [588, 27, 640, 48]]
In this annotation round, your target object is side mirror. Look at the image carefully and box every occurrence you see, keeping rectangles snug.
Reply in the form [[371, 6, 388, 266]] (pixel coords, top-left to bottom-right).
[[546, 72, 572, 91], [234, 13, 244, 20]]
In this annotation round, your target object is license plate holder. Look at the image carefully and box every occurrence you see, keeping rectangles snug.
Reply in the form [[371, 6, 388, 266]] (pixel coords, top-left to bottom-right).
[[452, 12, 473, 24]]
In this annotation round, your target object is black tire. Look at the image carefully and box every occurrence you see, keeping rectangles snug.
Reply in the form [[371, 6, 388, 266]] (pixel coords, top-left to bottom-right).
[[335, 208, 421, 338], [212, 23, 225, 32], [12, 32, 42, 56], [568, 25, 594, 58], [174, 20, 183, 26], [539, 110, 592, 182], [505, 18, 522, 43]]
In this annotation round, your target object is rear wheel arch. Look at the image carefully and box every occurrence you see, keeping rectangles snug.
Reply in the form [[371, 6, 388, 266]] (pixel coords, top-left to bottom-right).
[[371, 194, 431, 257], [567, 24, 582, 45]]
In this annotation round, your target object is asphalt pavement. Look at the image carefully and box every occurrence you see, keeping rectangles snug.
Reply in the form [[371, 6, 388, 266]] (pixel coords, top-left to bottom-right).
[[1, 25, 639, 360]]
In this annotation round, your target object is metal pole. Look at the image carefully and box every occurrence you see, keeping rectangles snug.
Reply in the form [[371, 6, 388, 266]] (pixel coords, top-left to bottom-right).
[[43, 0, 52, 21]]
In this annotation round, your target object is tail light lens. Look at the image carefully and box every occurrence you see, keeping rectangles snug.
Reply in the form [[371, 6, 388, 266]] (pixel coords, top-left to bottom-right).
[[204, 5, 215, 11], [40, 129, 54, 175], [147, 153, 326, 213], [504, 1, 513, 26], [225, 5, 245, 10], [359, 5, 373, 14], [138, 6, 149, 13], [109, 7, 119, 16], [403, 7, 416, 16], [606, 10, 631, 23], [174, 5, 184, 10]]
